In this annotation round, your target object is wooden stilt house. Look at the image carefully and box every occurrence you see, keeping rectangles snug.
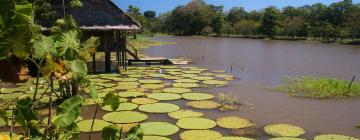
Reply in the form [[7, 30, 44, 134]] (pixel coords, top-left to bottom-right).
[[38, 0, 141, 73]]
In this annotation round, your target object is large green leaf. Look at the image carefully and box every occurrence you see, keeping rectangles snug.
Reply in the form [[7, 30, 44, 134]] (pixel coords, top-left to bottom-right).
[[0, 0, 15, 29], [102, 93, 120, 111], [79, 36, 100, 60], [125, 125, 143, 140], [65, 59, 88, 81], [102, 124, 121, 140], [55, 30, 80, 60], [33, 35, 56, 58], [54, 95, 83, 128], [14, 97, 41, 137], [59, 122, 80, 140], [14, 3, 33, 24]]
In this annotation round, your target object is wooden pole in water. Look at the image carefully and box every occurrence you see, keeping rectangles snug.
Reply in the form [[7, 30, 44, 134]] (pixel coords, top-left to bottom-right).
[[346, 75, 356, 96], [230, 65, 233, 72]]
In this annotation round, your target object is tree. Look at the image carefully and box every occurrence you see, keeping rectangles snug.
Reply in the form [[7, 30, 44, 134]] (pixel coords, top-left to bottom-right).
[[260, 6, 281, 38], [227, 7, 247, 25], [234, 20, 260, 37], [144, 10, 156, 19]]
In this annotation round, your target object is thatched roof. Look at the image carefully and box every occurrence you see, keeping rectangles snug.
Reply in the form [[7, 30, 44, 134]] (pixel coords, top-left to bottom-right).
[[39, 0, 141, 31]]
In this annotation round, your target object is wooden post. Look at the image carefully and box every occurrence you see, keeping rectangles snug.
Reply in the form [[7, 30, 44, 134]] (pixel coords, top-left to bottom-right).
[[92, 52, 96, 73], [104, 31, 111, 73]]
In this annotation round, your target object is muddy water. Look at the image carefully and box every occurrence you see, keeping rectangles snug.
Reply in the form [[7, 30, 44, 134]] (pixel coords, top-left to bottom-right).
[[143, 36, 360, 139]]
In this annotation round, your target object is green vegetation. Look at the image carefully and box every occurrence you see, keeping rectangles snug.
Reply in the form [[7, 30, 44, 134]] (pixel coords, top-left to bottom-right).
[[129, 0, 360, 44], [278, 76, 360, 98]]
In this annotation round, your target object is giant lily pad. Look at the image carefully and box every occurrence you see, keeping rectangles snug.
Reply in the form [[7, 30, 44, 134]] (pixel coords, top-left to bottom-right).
[[118, 91, 145, 98], [216, 116, 253, 129], [114, 85, 138, 90], [0, 88, 18, 94], [101, 103, 138, 111], [143, 136, 171, 140], [103, 111, 148, 123], [172, 83, 200, 88], [139, 79, 163, 84], [116, 123, 139, 132], [132, 98, 158, 105], [176, 117, 217, 129], [119, 78, 138, 82], [180, 130, 222, 140], [164, 76, 182, 80], [186, 100, 221, 109], [203, 80, 228, 85], [168, 110, 204, 119], [183, 70, 202, 74], [191, 76, 214, 80], [269, 137, 306, 140], [77, 119, 110, 132], [314, 134, 360, 140], [162, 88, 191, 94], [139, 103, 180, 113], [264, 124, 305, 137], [180, 74, 198, 78], [182, 93, 215, 101], [147, 93, 182, 101], [140, 122, 179, 136], [174, 79, 199, 83], [141, 84, 165, 89], [217, 137, 255, 140]]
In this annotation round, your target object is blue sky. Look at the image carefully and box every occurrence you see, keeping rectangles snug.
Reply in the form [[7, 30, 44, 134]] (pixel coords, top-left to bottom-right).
[[113, 0, 360, 14]]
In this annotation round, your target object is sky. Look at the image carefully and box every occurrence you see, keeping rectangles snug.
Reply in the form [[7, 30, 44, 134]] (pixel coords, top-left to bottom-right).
[[113, 0, 360, 15]]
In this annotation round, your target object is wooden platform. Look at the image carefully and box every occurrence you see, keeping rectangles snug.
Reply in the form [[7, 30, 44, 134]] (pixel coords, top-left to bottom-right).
[[128, 57, 172, 65]]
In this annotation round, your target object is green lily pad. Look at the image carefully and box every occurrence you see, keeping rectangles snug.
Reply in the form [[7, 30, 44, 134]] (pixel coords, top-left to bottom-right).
[[118, 92, 145, 98], [114, 85, 138, 90], [314, 134, 360, 140], [147, 93, 182, 101], [168, 72, 183, 75], [77, 119, 110, 132], [0, 92, 24, 100], [172, 83, 200, 88], [160, 66, 178, 69], [191, 76, 214, 80], [141, 122, 179, 136], [139, 103, 180, 113], [128, 74, 146, 78], [143, 136, 171, 140], [183, 70, 202, 74], [139, 79, 163, 84], [141, 84, 165, 89], [174, 79, 199, 83], [269, 137, 306, 140], [162, 88, 191, 94], [216, 116, 254, 129], [119, 78, 138, 82], [103, 111, 148, 123], [203, 80, 228, 85], [132, 98, 158, 105], [176, 117, 217, 129], [215, 74, 235, 78], [264, 124, 305, 137], [101, 103, 138, 111], [182, 93, 215, 101], [164, 76, 182, 80], [117, 82, 140, 86], [199, 72, 215, 76], [180, 74, 198, 78], [180, 130, 222, 140], [168, 110, 204, 119], [99, 74, 119, 77], [116, 123, 139, 132], [186, 100, 221, 109], [0, 118, 7, 127], [148, 73, 167, 78], [217, 137, 255, 140], [0, 88, 18, 94], [165, 68, 182, 72], [213, 70, 226, 73]]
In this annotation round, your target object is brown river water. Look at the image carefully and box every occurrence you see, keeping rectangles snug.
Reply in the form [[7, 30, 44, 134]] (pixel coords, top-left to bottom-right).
[[141, 36, 360, 139]]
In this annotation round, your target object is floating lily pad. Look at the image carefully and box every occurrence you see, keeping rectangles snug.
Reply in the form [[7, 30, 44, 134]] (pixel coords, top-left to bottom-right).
[[180, 130, 222, 140], [264, 124, 305, 137], [148, 73, 167, 78], [216, 116, 253, 129], [191, 76, 214, 81], [118, 92, 145, 98], [180, 74, 198, 78], [199, 72, 215, 76], [128, 74, 146, 78], [162, 88, 191, 94], [269, 137, 306, 140], [165, 68, 182, 72], [183, 70, 202, 74], [103, 111, 148, 123], [141, 84, 165, 89], [132, 98, 158, 105], [164, 76, 182, 80], [147, 93, 182, 101], [0, 92, 24, 100], [119, 78, 138, 82], [182, 93, 215, 101], [139, 103, 180, 113], [173, 83, 200, 88], [217, 137, 255, 140], [141, 122, 179, 136], [139, 79, 163, 84], [176, 117, 217, 129], [143, 136, 171, 140], [117, 82, 139, 86], [116, 123, 139, 132], [160, 66, 178, 69], [168, 72, 183, 75], [215, 74, 235, 78], [114, 85, 138, 90], [99, 74, 119, 77], [213, 70, 226, 73], [101, 103, 138, 111], [203, 80, 228, 85], [314, 134, 360, 140], [174, 79, 199, 83], [77, 119, 110, 132], [0, 88, 17, 94], [186, 100, 221, 109], [168, 110, 204, 119]]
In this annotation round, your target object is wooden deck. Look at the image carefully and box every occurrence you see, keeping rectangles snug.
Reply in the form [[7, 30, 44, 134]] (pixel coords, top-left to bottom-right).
[[128, 57, 191, 65]]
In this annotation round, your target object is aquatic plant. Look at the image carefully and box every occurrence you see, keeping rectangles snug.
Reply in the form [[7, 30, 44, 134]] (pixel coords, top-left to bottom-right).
[[139, 103, 180, 113], [186, 100, 221, 109], [264, 123, 305, 137], [278, 76, 360, 98], [180, 130, 222, 140], [314, 134, 360, 140], [182, 92, 215, 101], [217, 137, 255, 140], [176, 117, 217, 129], [168, 110, 204, 119], [102, 111, 148, 124], [216, 116, 254, 129], [216, 92, 240, 111], [140, 122, 179, 136]]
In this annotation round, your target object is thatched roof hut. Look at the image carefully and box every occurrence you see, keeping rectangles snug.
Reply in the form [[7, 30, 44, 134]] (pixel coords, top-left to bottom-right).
[[38, 0, 141, 73], [39, 0, 141, 31]]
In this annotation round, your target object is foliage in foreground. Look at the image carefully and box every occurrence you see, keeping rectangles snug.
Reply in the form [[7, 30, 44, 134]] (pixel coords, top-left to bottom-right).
[[277, 76, 360, 98]]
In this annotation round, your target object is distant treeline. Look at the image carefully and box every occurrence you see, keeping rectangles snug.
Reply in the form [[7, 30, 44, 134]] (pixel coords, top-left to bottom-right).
[[127, 0, 360, 43]]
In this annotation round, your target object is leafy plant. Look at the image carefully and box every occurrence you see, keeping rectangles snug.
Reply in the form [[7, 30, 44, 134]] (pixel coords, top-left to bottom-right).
[[215, 92, 240, 111]]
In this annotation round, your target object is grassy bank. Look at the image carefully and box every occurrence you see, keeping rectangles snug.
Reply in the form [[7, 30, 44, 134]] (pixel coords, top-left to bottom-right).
[[277, 76, 360, 99]]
